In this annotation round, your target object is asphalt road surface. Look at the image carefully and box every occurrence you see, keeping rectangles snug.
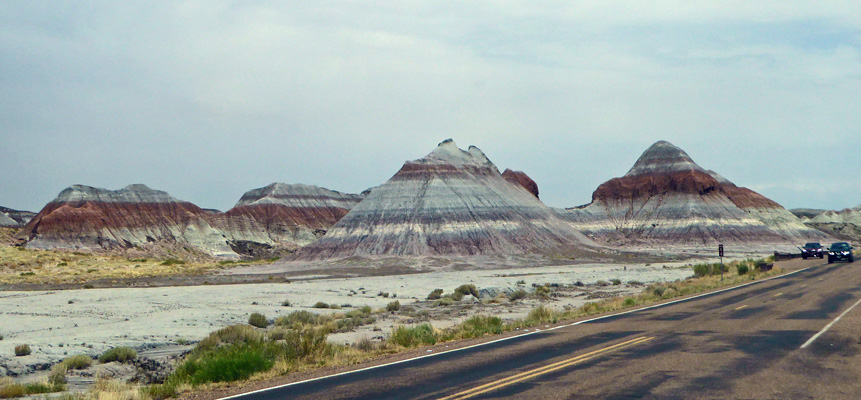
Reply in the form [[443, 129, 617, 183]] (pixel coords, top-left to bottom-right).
[[224, 259, 861, 399]]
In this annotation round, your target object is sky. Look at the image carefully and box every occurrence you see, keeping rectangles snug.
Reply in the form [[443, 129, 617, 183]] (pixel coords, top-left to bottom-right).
[[1, 1, 860, 212]]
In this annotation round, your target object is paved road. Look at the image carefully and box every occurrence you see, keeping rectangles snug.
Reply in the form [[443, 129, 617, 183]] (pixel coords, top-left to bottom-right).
[[225, 259, 861, 399]]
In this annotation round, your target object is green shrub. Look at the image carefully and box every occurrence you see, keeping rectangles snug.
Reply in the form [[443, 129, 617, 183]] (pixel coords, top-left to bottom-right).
[[450, 291, 464, 301], [509, 289, 527, 301], [386, 301, 400, 312], [627, 280, 643, 286], [142, 382, 178, 400], [693, 262, 728, 277], [49, 364, 68, 385], [435, 297, 455, 306], [651, 285, 666, 298], [23, 381, 62, 395], [14, 344, 30, 356], [0, 334, 3, 340], [454, 284, 479, 298], [525, 305, 557, 325], [275, 311, 324, 329], [61, 354, 92, 370], [98, 346, 137, 363], [390, 324, 437, 348], [346, 306, 373, 319], [313, 302, 330, 309], [248, 313, 268, 328], [196, 325, 263, 351], [160, 259, 185, 266], [623, 298, 638, 307], [281, 299, 291, 307], [534, 285, 551, 298], [692, 263, 708, 277], [0, 384, 25, 398], [427, 289, 444, 300], [456, 316, 502, 339], [0, 380, 64, 398], [610, 279, 622, 285], [737, 264, 749, 275], [174, 343, 275, 385]]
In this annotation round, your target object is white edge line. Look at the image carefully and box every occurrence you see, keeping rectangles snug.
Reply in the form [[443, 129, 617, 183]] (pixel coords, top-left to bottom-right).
[[219, 265, 814, 400], [800, 296, 861, 349]]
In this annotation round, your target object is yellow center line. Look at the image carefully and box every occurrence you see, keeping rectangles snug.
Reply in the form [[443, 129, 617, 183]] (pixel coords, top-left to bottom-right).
[[801, 284, 807, 288], [437, 336, 654, 400], [774, 293, 783, 297], [734, 305, 748, 310]]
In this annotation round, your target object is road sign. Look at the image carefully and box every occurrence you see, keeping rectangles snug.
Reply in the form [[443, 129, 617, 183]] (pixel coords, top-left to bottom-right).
[[719, 244, 725, 281]]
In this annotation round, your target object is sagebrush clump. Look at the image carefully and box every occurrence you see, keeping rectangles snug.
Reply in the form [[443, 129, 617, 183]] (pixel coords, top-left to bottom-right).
[[248, 313, 268, 328], [14, 344, 30, 356], [61, 354, 92, 370], [98, 346, 137, 363]]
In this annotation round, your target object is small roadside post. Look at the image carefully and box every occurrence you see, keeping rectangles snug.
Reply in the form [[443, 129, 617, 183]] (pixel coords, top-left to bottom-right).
[[719, 244, 725, 281]]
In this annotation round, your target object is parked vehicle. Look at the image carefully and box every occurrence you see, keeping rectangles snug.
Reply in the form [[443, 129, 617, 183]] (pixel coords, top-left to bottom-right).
[[801, 242, 824, 259], [827, 242, 854, 263]]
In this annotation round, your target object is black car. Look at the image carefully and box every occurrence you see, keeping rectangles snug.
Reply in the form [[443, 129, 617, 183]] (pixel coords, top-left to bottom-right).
[[827, 242, 854, 263], [801, 242, 824, 259]]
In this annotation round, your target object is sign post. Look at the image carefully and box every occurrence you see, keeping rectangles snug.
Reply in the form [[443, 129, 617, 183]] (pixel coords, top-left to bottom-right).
[[719, 244, 724, 281]]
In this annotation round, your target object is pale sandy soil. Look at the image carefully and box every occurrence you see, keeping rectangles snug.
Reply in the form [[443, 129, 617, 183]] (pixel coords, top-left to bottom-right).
[[0, 260, 711, 379]]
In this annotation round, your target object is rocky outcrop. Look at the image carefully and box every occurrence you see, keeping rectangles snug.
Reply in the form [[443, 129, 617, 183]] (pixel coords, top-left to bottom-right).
[[804, 205, 861, 242], [789, 208, 828, 221], [221, 183, 363, 252], [502, 169, 539, 199], [0, 206, 36, 228], [295, 139, 592, 259], [560, 140, 826, 245], [19, 184, 237, 258]]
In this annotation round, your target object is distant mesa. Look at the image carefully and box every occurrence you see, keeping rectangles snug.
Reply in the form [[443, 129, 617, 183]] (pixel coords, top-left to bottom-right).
[[560, 140, 826, 244], [16, 182, 365, 259], [803, 205, 861, 242], [294, 139, 592, 259], [18, 184, 238, 259], [0, 206, 35, 228], [221, 183, 363, 256], [502, 169, 539, 199]]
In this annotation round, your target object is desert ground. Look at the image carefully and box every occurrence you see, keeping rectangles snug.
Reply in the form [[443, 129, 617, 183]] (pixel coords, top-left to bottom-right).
[[0, 259, 717, 379]]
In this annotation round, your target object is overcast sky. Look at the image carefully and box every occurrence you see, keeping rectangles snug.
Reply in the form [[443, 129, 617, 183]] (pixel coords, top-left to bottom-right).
[[1, 1, 859, 213]]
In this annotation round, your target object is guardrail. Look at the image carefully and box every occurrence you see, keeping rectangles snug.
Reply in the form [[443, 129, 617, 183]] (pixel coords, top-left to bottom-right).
[[773, 252, 802, 261]]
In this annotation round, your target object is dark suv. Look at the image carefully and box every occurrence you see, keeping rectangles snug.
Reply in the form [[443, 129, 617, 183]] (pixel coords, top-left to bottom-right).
[[827, 242, 854, 263], [801, 242, 824, 259]]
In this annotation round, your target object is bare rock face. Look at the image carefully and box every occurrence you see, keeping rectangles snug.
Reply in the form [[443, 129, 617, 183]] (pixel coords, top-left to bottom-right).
[[0, 206, 36, 228], [295, 139, 590, 259], [221, 183, 363, 251], [805, 205, 861, 241], [502, 169, 539, 199], [560, 140, 826, 244], [19, 184, 237, 258]]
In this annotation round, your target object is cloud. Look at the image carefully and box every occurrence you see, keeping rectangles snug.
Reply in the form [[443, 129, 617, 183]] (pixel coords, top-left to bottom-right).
[[0, 1, 859, 212]]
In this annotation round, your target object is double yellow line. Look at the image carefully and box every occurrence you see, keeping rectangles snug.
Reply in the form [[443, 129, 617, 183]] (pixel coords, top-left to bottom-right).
[[438, 336, 654, 400]]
